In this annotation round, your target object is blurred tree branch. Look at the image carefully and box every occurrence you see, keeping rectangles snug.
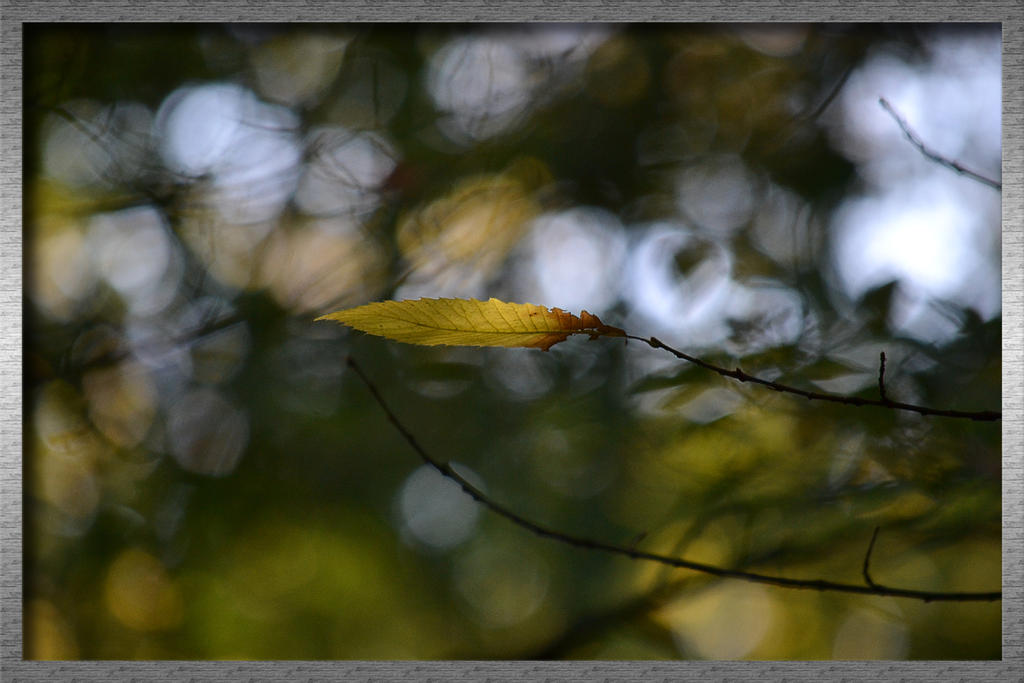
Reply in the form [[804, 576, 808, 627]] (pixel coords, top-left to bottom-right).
[[518, 576, 697, 659], [346, 357, 1001, 603]]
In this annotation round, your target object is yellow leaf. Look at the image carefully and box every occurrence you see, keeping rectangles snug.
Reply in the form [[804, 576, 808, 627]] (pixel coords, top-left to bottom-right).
[[316, 298, 626, 351]]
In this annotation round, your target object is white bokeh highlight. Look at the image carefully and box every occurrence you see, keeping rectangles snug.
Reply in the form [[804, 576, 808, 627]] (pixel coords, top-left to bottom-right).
[[398, 464, 482, 550], [155, 83, 303, 223]]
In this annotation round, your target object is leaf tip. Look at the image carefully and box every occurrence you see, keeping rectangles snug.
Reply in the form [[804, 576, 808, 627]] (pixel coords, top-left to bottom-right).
[[580, 309, 626, 338], [315, 312, 345, 324]]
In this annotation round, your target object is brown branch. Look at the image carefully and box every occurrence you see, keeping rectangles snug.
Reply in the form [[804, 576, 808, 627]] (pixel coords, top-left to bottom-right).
[[878, 97, 1001, 191], [627, 335, 1000, 422], [346, 357, 1001, 603]]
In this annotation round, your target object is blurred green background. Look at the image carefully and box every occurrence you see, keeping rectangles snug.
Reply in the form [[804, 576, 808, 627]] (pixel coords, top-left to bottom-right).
[[23, 23, 1002, 660]]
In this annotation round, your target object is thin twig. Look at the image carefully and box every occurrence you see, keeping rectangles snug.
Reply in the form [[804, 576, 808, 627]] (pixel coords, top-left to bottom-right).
[[346, 357, 1001, 603], [862, 526, 881, 589], [877, 351, 889, 402], [878, 97, 1001, 191], [628, 335, 1000, 422]]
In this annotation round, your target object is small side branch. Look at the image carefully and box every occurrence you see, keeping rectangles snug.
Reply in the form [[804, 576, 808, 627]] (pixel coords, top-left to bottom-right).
[[862, 526, 882, 589], [878, 97, 1001, 191], [346, 357, 1000, 603], [629, 336, 1000, 422], [877, 351, 889, 402]]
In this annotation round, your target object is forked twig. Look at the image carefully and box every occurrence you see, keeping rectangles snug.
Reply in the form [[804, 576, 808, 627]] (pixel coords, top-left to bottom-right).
[[628, 336, 1000, 422], [346, 357, 1000, 603]]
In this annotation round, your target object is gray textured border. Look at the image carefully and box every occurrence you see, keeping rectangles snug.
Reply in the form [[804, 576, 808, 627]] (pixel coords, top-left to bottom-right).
[[1, 1, 1021, 681]]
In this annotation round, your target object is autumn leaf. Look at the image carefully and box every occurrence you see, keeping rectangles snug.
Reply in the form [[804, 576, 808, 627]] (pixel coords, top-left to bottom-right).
[[316, 297, 626, 351]]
